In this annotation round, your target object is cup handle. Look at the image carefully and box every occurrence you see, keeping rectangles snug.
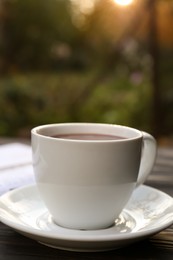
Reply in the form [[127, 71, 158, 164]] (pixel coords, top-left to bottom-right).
[[136, 131, 157, 187]]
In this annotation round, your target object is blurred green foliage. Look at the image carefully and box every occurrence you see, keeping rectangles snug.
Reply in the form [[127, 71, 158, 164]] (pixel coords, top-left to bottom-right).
[[0, 0, 173, 138], [0, 0, 84, 71], [0, 70, 152, 137]]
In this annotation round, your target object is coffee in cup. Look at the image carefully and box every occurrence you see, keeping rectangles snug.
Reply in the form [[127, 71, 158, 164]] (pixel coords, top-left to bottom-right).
[[31, 123, 157, 230]]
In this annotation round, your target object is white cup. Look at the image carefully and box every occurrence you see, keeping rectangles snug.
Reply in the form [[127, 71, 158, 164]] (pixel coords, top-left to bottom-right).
[[31, 123, 157, 230]]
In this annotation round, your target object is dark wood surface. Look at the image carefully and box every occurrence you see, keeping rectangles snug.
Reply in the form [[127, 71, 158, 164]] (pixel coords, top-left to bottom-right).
[[0, 142, 173, 260]]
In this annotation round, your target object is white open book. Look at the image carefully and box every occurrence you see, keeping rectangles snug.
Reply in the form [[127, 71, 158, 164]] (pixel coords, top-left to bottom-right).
[[0, 143, 35, 195]]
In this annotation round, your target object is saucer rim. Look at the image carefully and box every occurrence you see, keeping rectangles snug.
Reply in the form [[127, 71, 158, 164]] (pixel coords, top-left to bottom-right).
[[0, 184, 173, 243]]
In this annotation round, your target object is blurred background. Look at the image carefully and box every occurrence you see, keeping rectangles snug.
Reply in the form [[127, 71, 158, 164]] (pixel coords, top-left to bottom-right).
[[0, 0, 173, 144]]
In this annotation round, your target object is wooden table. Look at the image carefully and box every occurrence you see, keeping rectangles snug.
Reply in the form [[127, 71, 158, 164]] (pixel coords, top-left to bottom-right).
[[0, 142, 173, 259]]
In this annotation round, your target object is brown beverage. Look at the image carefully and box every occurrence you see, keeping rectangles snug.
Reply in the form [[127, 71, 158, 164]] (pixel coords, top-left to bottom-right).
[[51, 133, 125, 140]]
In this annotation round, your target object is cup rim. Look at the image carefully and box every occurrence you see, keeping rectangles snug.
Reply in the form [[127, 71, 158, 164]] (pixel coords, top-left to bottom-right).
[[31, 123, 143, 143]]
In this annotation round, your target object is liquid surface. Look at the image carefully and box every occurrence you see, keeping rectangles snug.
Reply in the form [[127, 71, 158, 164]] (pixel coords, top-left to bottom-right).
[[51, 133, 125, 140]]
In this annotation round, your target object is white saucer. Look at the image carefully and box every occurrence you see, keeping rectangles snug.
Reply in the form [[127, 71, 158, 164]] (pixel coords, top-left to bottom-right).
[[0, 185, 173, 252]]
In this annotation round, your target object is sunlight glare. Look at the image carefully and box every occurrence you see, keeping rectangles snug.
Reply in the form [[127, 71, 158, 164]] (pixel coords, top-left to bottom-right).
[[113, 0, 134, 6]]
